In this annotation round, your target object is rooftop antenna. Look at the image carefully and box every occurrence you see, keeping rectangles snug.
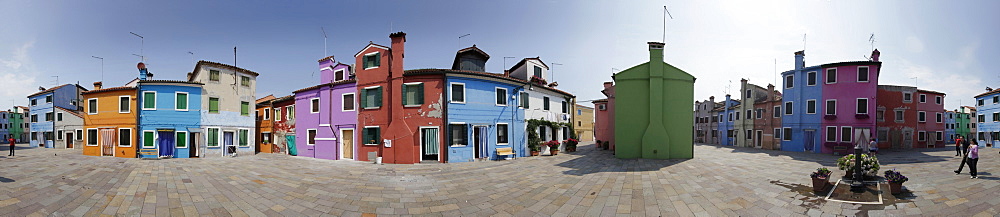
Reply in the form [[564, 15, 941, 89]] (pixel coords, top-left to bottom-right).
[[663, 5, 673, 43], [869, 33, 876, 51], [773, 58, 777, 88], [91, 56, 104, 82], [458, 34, 471, 48], [503, 57, 515, 70], [187, 51, 194, 62], [321, 27, 328, 57], [129, 32, 144, 61], [51, 76, 59, 85], [803, 33, 807, 51], [911, 77, 918, 87], [132, 54, 145, 63]]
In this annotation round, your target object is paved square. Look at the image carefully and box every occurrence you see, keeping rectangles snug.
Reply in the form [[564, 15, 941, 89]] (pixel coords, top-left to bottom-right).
[[1, 143, 997, 216]]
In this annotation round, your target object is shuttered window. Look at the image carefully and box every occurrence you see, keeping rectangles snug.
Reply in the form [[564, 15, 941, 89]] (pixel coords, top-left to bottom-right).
[[175, 93, 188, 110], [176, 132, 187, 148], [142, 92, 156, 110], [363, 127, 381, 145], [363, 52, 380, 69], [209, 98, 220, 113], [403, 83, 424, 106], [361, 87, 382, 109], [238, 129, 249, 147], [241, 101, 250, 116], [142, 131, 155, 148], [207, 128, 219, 147]]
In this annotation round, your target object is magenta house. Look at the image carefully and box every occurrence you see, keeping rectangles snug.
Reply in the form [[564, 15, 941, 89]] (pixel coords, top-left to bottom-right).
[[819, 50, 881, 154], [292, 56, 358, 160]]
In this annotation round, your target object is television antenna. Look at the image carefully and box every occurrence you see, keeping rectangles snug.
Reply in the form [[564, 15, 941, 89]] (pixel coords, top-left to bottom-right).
[[663, 6, 674, 43], [321, 27, 328, 57], [869, 33, 876, 51], [803, 33, 807, 51], [458, 34, 471, 48]]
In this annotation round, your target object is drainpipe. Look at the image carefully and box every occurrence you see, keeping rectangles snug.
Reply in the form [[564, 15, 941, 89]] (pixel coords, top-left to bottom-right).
[[441, 72, 449, 163]]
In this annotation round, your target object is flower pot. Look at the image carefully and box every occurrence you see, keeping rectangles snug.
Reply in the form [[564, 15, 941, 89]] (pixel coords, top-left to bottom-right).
[[531, 151, 539, 156], [888, 182, 903, 194], [812, 177, 830, 192], [551, 150, 559, 156]]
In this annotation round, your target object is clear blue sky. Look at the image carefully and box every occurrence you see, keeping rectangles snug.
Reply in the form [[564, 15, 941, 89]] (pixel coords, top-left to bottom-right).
[[1, 0, 998, 110]]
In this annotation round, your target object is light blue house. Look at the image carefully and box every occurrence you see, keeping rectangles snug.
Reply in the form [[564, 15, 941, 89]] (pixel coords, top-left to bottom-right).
[[974, 88, 999, 147], [780, 51, 824, 153], [137, 77, 204, 159], [27, 84, 87, 148], [945, 110, 957, 142], [717, 94, 739, 146]]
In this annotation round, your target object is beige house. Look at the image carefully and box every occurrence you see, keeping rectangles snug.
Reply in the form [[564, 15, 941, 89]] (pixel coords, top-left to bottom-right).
[[574, 104, 595, 141], [188, 61, 259, 157]]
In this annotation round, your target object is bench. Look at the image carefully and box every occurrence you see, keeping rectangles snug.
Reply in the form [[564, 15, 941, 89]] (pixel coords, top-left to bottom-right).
[[139, 149, 158, 159], [496, 147, 516, 160]]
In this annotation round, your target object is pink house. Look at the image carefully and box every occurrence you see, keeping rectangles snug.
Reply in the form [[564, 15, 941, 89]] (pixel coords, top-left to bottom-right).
[[819, 50, 881, 154], [594, 82, 615, 150]]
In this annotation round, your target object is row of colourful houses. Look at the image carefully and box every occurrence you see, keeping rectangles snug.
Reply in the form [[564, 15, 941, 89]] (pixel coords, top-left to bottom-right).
[[253, 32, 578, 164], [0, 106, 29, 142]]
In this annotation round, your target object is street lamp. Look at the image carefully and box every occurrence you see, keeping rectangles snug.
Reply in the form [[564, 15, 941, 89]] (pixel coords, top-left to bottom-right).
[[91, 56, 103, 81]]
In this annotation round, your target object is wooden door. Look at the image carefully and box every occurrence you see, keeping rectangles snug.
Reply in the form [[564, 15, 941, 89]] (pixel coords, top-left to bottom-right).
[[66, 132, 73, 149], [342, 129, 353, 159]]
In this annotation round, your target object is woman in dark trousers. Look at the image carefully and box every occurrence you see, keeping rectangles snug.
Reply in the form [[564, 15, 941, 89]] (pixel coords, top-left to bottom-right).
[[966, 140, 979, 179], [955, 139, 971, 174]]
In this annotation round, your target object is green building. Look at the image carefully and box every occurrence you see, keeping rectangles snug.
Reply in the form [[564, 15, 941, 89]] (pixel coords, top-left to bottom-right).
[[10, 106, 27, 142], [612, 42, 696, 159], [956, 106, 974, 139]]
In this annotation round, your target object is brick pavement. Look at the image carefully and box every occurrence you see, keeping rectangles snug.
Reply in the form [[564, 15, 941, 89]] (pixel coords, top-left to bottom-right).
[[1, 143, 997, 216]]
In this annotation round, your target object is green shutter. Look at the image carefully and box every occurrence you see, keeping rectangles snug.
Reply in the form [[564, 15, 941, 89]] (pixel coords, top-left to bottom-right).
[[239, 130, 248, 146], [416, 83, 424, 104], [143, 131, 154, 148], [374, 128, 380, 144], [208, 129, 218, 147], [176, 93, 187, 110], [143, 92, 155, 109], [364, 55, 371, 68], [375, 87, 383, 107], [360, 89, 368, 108], [209, 98, 219, 113], [402, 84, 409, 106], [374, 53, 380, 67], [241, 102, 249, 115]]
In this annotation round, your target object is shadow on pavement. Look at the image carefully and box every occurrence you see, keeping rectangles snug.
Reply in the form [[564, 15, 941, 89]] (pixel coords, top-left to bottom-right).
[[0, 176, 14, 183], [555, 142, 689, 176], [702, 143, 954, 168]]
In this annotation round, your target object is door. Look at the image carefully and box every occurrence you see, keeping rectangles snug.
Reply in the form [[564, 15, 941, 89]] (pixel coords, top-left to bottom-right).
[[286, 135, 298, 156], [342, 130, 354, 160], [755, 130, 762, 148], [223, 132, 234, 156], [902, 130, 913, 149], [100, 129, 116, 156], [66, 132, 73, 149], [190, 132, 200, 158], [420, 128, 438, 161], [473, 126, 487, 159], [853, 128, 871, 149], [804, 130, 815, 152], [158, 131, 175, 157]]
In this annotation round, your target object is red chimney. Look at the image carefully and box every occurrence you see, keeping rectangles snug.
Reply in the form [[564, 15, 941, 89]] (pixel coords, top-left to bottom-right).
[[389, 32, 406, 78], [93, 82, 103, 90], [603, 81, 613, 89]]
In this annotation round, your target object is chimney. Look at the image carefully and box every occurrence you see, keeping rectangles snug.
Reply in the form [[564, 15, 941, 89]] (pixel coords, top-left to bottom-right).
[[871, 49, 880, 62], [38, 86, 45, 91], [794, 50, 805, 70], [389, 32, 406, 78], [137, 62, 148, 80], [767, 84, 775, 101], [503, 70, 510, 77], [724, 94, 732, 111], [187, 72, 192, 81], [93, 82, 103, 90], [648, 42, 665, 63], [603, 81, 613, 89], [709, 96, 715, 104]]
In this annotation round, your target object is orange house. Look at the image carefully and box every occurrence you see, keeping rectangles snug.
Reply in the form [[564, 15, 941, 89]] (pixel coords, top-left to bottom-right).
[[256, 95, 276, 153], [82, 82, 138, 158]]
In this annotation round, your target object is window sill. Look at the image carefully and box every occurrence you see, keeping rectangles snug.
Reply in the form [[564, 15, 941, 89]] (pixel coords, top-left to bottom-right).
[[404, 105, 421, 108], [364, 107, 381, 110], [364, 144, 380, 146]]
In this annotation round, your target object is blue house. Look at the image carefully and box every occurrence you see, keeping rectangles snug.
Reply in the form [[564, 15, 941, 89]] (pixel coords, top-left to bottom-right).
[[444, 46, 527, 162], [137, 76, 204, 158], [944, 110, 957, 142], [780, 51, 824, 153], [27, 84, 87, 148], [974, 88, 1000, 147], [717, 94, 740, 146]]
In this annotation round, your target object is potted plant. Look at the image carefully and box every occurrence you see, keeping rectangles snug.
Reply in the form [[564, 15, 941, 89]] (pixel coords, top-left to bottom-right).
[[810, 168, 833, 192], [564, 138, 579, 152], [546, 140, 561, 155], [836, 153, 880, 180], [884, 169, 908, 194], [528, 141, 540, 156]]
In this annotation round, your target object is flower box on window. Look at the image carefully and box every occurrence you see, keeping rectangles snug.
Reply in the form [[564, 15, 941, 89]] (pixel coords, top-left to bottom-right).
[[855, 114, 869, 119], [824, 115, 837, 120]]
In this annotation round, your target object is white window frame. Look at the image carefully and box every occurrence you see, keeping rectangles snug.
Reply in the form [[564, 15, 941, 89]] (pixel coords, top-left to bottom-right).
[[57, 130, 64, 140], [857, 66, 870, 82], [263, 108, 271, 120], [935, 131, 943, 142], [334, 68, 346, 81], [307, 129, 317, 146], [86, 128, 98, 146], [840, 126, 853, 143], [142, 91, 157, 110], [806, 100, 816, 114], [363, 86, 381, 109], [917, 131, 926, 141], [826, 126, 837, 142], [918, 111, 926, 122], [935, 96, 942, 105], [310, 97, 321, 113], [75, 129, 82, 140], [903, 92, 912, 103], [206, 127, 221, 147], [806, 71, 817, 86], [119, 128, 133, 147], [782, 127, 792, 141], [57, 112, 63, 122], [856, 98, 868, 115], [919, 94, 926, 103], [174, 92, 189, 111], [274, 107, 281, 121], [287, 105, 294, 120], [364, 126, 380, 146], [450, 82, 466, 104], [238, 128, 251, 147], [773, 106, 780, 118], [88, 98, 98, 115], [825, 99, 837, 115], [785, 75, 794, 89], [773, 128, 781, 140], [175, 131, 188, 148], [142, 130, 155, 148], [496, 123, 509, 145], [936, 112, 942, 123], [784, 101, 793, 115], [495, 87, 508, 106], [118, 96, 131, 113], [402, 82, 424, 107], [363, 52, 380, 70], [342, 93, 356, 112], [895, 110, 904, 122], [825, 68, 837, 84]]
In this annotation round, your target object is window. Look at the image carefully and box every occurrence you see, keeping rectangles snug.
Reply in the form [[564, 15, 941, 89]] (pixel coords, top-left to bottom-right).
[[308, 98, 320, 113], [334, 69, 345, 81], [57, 130, 63, 140], [141, 91, 156, 110], [563, 101, 570, 113], [45, 95, 52, 103], [209, 97, 220, 113], [578, 109, 582, 115], [45, 112, 53, 121], [784, 102, 793, 115], [713, 130, 719, 137], [287, 105, 294, 119], [745, 130, 752, 139], [773, 128, 781, 140], [917, 131, 926, 141], [756, 108, 763, 119], [728, 112, 733, 122], [342, 94, 355, 111], [826, 68, 837, 84], [75, 129, 82, 140], [857, 66, 869, 82], [782, 128, 792, 141], [364, 127, 381, 145], [544, 97, 550, 111], [806, 100, 816, 114], [807, 71, 816, 86], [935, 96, 942, 105], [175, 92, 188, 110], [238, 129, 249, 147], [57, 113, 63, 121], [877, 110, 885, 121], [936, 112, 942, 123], [878, 129, 888, 141], [856, 98, 868, 114], [935, 131, 943, 141], [30, 114, 37, 122], [362, 86, 383, 108], [540, 127, 548, 140], [240, 76, 250, 86], [773, 106, 780, 118], [209, 70, 220, 81], [918, 111, 926, 122], [825, 100, 836, 115], [746, 90, 752, 98], [744, 109, 751, 119], [88, 98, 98, 114], [241, 101, 250, 116], [494, 87, 508, 106], [363, 52, 381, 69], [118, 96, 130, 113], [533, 66, 542, 78], [87, 129, 98, 146], [176, 132, 187, 148], [978, 99, 985, 106], [207, 128, 220, 147], [918, 94, 927, 103], [895, 110, 904, 122], [978, 114, 985, 122], [118, 128, 132, 147], [994, 112, 999, 122], [261, 132, 271, 144], [307, 129, 317, 145], [263, 108, 271, 120], [994, 96, 999, 104], [826, 126, 837, 142], [735, 111, 740, 120], [31, 99, 37, 106], [497, 124, 508, 144], [403, 83, 424, 106], [903, 93, 912, 103], [840, 126, 852, 142], [520, 92, 530, 108], [785, 75, 793, 88], [142, 131, 155, 148]]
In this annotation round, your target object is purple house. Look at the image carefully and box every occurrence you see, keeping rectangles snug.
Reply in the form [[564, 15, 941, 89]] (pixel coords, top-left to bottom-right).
[[819, 50, 881, 154], [292, 56, 358, 160]]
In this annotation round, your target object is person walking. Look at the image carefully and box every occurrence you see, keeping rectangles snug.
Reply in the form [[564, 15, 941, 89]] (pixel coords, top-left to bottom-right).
[[869, 138, 878, 155], [7, 135, 15, 156], [955, 136, 964, 156], [967, 140, 979, 179], [955, 138, 971, 174]]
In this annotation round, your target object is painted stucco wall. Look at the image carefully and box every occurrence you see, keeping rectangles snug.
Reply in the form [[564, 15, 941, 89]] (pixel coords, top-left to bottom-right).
[[717, 96, 738, 146], [138, 83, 202, 158], [445, 75, 525, 162], [294, 81, 357, 160], [82, 88, 138, 158], [820, 64, 878, 154], [875, 86, 916, 149], [975, 91, 1000, 147], [28, 85, 83, 148], [53, 108, 83, 149], [575, 104, 594, 141], [508, 59, 548, 82], [780, 64, 824, 153], [190, 63, 257, 158], [914, 91, 945, 148], [256, 103, 274, 153]]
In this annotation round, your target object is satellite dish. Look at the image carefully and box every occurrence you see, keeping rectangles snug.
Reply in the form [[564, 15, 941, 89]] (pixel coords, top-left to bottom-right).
[[137, 62, 146, 69]]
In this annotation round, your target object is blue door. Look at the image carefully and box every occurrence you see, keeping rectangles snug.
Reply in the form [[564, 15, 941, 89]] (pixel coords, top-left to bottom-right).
[[158, 131, 174, 157]]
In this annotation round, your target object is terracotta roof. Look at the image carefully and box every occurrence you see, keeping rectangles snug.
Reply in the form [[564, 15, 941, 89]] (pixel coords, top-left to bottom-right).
[[54, 106, 84, 119], [16, 106, 28, 110], [292, 79, 357, 93], [138, 80, 204, 85], [354, 43, 390, 57], [507, 57, 548, 72], [27, 84, 89, 98], [576, 104, 593, 109], [917, 89, 946, 95], [188, 60, 260, 82], [317, 55, 336, 63], [974, 88, 1000, 98], [592, 99, 608, 103], [404, 69, 575, 97], [81, 86, 137, 95], [272, 95, 295, 103], [256, 95, 276, 104], [820, 61, 882, 68]]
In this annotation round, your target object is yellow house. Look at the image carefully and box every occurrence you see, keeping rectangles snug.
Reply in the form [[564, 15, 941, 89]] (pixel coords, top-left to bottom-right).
[[82, 82, 138, 158], [574, 104, 595, 141]]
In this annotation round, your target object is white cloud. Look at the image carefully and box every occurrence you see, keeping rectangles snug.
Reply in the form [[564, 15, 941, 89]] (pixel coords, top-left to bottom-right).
[[904, 36, 924, 53], [0, 40, 40, 107]]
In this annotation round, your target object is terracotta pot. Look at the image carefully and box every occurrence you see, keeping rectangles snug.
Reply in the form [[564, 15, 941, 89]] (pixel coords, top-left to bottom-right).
[[811, 177, 830, 192], [531, 151, 539, 156], [551, 150, 559, 156], [888, 182, 903, 194]]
